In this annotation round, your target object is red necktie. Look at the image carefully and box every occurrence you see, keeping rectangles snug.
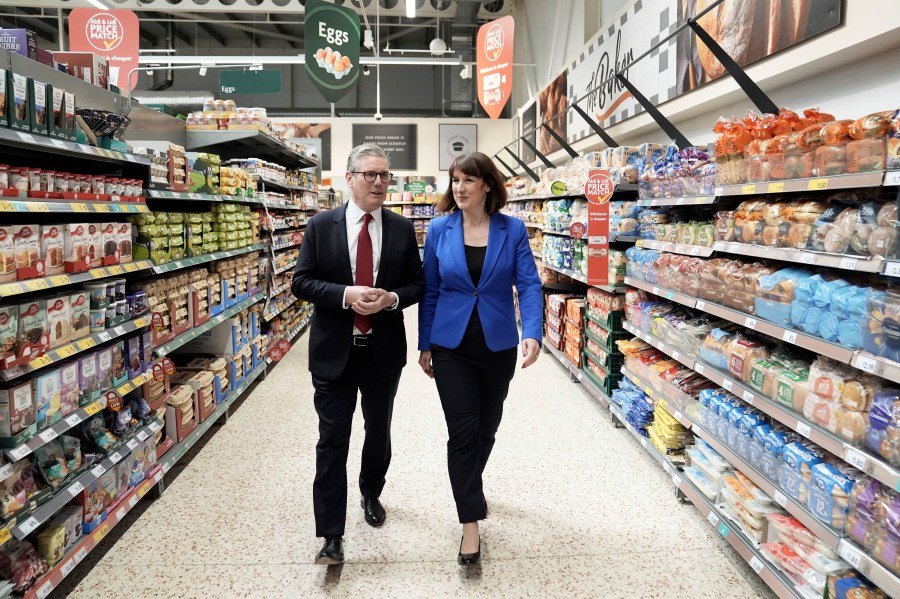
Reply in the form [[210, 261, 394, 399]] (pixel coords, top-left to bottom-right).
[[355, 213, 374, 334]]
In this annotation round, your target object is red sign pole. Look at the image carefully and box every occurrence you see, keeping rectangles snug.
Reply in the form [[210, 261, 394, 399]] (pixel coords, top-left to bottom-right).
[[584, 170, 613, 287]]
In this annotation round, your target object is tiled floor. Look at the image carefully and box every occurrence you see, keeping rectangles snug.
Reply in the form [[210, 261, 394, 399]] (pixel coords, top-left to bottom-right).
[[60, 309, 774, 598]]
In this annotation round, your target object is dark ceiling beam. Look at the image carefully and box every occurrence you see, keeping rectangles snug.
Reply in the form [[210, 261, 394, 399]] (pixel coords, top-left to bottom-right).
[[13, 9, 59, 43], [225, 13, 259, 48], [170, 21, 196, 47], [271, 22, 300, 50], [196, 22, 227, 47]]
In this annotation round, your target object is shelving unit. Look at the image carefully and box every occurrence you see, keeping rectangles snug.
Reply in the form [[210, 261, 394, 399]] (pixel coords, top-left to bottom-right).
[[154, 293, 266, 357], [0, 261, 154, 298], [185, 130, 318, 168], [150, 244, 265, 274], [0, 199, 150, 214]]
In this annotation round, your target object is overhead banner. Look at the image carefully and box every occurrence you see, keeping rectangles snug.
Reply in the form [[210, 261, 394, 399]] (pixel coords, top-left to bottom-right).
[[476, 15, 514, 120], [352, 124, 417, 170], [304, 0, 361, 103], [439, 124, 477, 170], [69, 9, 140, 90], [539, 71, 567, 154]]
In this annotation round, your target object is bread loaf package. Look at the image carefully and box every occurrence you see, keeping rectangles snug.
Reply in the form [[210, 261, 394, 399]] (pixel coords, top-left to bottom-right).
[[775, 369, 810, 413], [847, 479, 881, 554], [808, 462, 856, 530], [699, 327, 739, 371], [779, 441, 824, 503], [728, 338, 769, 383], [755, 268, 805, 326], [867, 390, 900, 467], [868, 492, 900, 574], [723, 263, 775, 315]]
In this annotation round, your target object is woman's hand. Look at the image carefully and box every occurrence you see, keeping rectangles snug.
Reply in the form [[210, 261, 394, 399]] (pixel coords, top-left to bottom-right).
[[521, 338, 540, 368], [418, 350, 434, 379]]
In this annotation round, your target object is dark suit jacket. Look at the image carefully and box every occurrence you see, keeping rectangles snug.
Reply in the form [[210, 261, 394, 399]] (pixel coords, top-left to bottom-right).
[[291, 203, 424, 380]]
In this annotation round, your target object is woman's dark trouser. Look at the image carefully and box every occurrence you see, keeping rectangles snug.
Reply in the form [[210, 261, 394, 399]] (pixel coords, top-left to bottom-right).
[[432, 319, 517, 523]]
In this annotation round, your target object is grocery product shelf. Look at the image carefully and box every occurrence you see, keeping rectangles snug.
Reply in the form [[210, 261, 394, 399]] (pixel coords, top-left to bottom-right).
[[715, 171, 886, 197], [24, 465, 162, 599], [261, 201, 307, 211], [542, 228, 572, 237], [406, 215, 439, 219], [636, 195, 716, 207], [622, 321, 900, 494], [0, 198, 150, 214], [543, 338, 582, 379], [623, 276, 856, 364], [636, 239, 715, 257], [151, 244, 265, 274], [542, 262, 587, 284], [160, 361, 267, 473], [154, 293, 266, 357], [384, 201, 437, 206], [612, 234, 638, 243], [532, 250, 542, 259], [272, 240, 302, 251], [524, 222, 543, 229], [145, 189, 260, 206], [185, 130, 318, 168], [507, 185, 639, 202], [0, 128, 151, 166], [851, 353, 900, 387], [0, 315, 151, 381], [264, 296, 298, 321], [267, 316, 312, 364], [711, 241, 884, 274], [273, 260, 297, 276], [262, 223, 307, 232], [12, 418, 163, 541], [253, 175, 317, 192], [0, 260, 154, 298], [620, 367, 692, 429], [4, 372, 152, 463]]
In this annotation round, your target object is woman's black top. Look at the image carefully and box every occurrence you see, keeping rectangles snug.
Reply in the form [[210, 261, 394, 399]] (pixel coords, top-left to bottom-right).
[[465, 244, 487, 323]]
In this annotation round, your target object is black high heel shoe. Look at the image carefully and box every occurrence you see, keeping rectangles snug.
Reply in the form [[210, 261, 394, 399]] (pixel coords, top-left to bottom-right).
[[457, 535, 481, 565]]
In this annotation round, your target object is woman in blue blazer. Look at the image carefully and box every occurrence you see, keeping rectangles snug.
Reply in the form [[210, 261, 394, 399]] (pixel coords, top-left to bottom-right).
[[418, 152, 543, 565]]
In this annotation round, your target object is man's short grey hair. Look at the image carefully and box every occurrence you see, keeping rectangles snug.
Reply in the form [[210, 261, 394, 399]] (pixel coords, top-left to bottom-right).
[[347, 143, 390, 173]]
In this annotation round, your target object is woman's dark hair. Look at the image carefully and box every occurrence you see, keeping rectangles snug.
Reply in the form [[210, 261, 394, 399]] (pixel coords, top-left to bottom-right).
[[438, 152, 508, 214]]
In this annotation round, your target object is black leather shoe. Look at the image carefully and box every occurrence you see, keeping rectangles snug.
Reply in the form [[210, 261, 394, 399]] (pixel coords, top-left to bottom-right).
[[314, 536, 344, 565], [361, 497, 386, 527], [458, 535, 481, 565]]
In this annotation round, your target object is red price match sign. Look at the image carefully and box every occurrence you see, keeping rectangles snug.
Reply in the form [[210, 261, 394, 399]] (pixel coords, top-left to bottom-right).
[[584, 169, 613, 287]]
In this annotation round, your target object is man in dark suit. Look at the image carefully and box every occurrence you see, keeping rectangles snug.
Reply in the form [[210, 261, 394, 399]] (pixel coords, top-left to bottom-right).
[[292, 143, 424, 565]]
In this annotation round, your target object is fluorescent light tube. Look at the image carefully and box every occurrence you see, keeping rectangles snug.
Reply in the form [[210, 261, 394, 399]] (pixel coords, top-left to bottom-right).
[[406, 0, 415, 19], [86, 0, 109, 8]]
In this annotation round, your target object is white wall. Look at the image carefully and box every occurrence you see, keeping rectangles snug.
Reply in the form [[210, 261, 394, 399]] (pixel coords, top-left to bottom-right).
[[512, 0, 900, 169], [271, 116, 513, 199]]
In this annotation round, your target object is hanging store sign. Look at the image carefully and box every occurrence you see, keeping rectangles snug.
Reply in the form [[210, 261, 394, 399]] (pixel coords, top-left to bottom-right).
[[585, 170, 613, 287], [219, 69, 283, 95], [476, 16, 514, 120], [304, 0, 361, 103], [69, 8, 140, 90]]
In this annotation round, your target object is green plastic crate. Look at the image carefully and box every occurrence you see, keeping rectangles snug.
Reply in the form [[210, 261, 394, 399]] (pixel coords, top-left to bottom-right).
[[586, 309, 625, 332], [581, 357, 622, 397]]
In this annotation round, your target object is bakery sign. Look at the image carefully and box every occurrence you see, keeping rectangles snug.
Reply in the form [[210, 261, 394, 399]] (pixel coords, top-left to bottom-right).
[[69, 9, 140, 90], [304, 0, 361, 104], [566, 0, 677, 144]]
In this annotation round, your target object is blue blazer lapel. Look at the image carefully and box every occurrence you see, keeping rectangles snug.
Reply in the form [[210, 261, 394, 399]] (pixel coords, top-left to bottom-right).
[[479, 213, 507, 289], [375, 209, 393, 288], [446, 212, 474, 289], [333, 204, 353, 284]]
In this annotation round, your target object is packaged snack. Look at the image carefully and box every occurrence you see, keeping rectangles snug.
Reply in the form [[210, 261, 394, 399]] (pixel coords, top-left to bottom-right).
[[0, 304, 17, 361], [32, 368, 61, 430], [827, 572, 887, 599], [15, 298, 48, 361], [867, 390, 900, 466], [0, 225, 15, 283], [36, 524, 66, 566], [97, 346, 113, 390], [78, 352, 99, 402], [12, 224, 41, 276], [100, 222, 118, 262], [40, 224, 64, 276], [58, 360, 79, 417], [64, 223, 90, 270], [0, 380, 34, 436], [69, 290, 90, 340], [780, 441, 823, 503], [775, 370, 809, 412], [0, 539, 48, 592], [728, 338, 770, 383], [46, 294, 71, 348], [808, 462, 855, 529], [87, 223, 102, 268]]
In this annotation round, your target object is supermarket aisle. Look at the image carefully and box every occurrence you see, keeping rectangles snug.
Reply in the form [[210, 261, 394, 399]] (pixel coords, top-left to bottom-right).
[[60, 309, 773, 599]]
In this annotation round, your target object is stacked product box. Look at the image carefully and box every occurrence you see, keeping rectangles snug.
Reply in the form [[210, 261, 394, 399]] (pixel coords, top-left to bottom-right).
[[583, 287, 628, 396]]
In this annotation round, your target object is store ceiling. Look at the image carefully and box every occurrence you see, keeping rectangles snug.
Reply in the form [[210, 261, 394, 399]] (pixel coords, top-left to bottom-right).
[[0, 1, 514, 54]]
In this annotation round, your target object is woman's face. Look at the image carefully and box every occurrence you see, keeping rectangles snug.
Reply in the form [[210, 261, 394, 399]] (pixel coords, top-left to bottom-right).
[[451, 170, 490, 213]]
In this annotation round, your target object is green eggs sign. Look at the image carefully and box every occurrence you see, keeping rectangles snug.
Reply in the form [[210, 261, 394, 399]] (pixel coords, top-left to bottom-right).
[[305, 0, 361, 103]]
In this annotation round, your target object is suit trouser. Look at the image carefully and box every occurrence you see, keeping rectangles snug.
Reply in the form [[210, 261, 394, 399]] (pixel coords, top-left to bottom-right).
[[432, 318, 517, 523], [312, 343, 401, 537]]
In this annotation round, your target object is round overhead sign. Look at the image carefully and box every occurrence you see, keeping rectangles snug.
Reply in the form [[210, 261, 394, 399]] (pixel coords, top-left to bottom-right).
[[84, 12, 125, 52], [584, 171, 614, 204]]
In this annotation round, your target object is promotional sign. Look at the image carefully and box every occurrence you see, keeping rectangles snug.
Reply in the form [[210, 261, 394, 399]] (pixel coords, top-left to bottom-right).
[[276, 123, 332, 170], [476, 16, 514, 120], [304, 0, 361, 103], [69, 9, 140, 90], [539, 71, 567, 154], [352, 124, 417, 170], [585, 170, 613, 287], [162, 358, 176, 376], [219, 69, 282, 95], [105, 390, 122, 412], [269, 347, 285, 362], [439, 124, 477, 170]]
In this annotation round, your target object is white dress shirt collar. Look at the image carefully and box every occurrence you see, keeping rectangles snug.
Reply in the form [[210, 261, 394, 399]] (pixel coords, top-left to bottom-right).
[[346, 199, 382, 227]]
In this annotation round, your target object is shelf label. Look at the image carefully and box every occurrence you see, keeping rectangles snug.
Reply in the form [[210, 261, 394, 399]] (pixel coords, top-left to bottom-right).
[[18, 517, 39, 535], [25, 279, 49, 291], [36, 581, 54, 599], [127, 439, 139, 451], [39, 428, 58, 443], [695, 300, 706, 311], [91, 464, 106, 478], [65, 413, 83, 427], [799, 252, 816, 265], [68, 481, 85, 497], [673, 410, 684, 423], [742, 390, 755, 404], [0, 201, 12, 212], [117, 382, 133, 395], [741, 184, 757, 195], [695, 363, 705, 375], [84, 402, 103, 416], [672, 474, 682, 488], [74, 547, 87, 563], [782, 330, 797, 344], [94, 203, 109, 212], [149, 421, 162, 433], [707, 512, 719, 527], [663, 462, 672, 474], [671, 349, 680, 360], [49, 275, 71, 286], [123, 263, 138, 272], [61, 558, 76, 577], [129, 495, 138, 508], [744, 317, 757, 330], [844, 447, 868, 471], [722, 380, 733, 392], [109, 451, 123, 464], [17, 132, 37, 144], [884, 171, 900, 186], [807, 178, 829, 191], [714, 187, 724, 196], [652, 286, 659, 296], [115, 507, 126, 522], [640, 437, 647, 449], [77, 338, 96, 351], [767, 182, 785, 193], [29, 354, 53, 369], [113, 326, 126, 336], [838, 540, 863, 569], [93, 523, 109, 542], [856, 355, 878, 374], [108, 265, 124, 275], [749, 556, 765, 574], [796, 421, 812, 438], [839, 257, 859, 270], [97, 332, 112, 342], [717, 522, 730, 538], [774, 490, 788, 507], [162, 461, 173, 474], [8, 445, 31, 461], [57, 345, 77, 359]]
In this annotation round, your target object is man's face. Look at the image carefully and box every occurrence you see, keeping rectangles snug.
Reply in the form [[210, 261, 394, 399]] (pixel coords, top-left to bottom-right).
[[346, 155, 390, 213]]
